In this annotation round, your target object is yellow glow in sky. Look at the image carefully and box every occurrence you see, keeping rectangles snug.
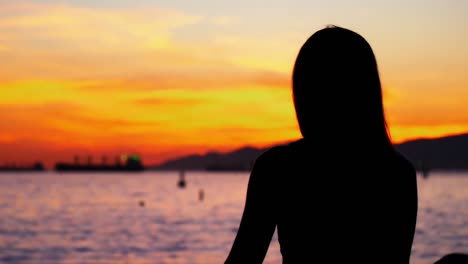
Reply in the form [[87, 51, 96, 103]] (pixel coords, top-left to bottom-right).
[[1, 1, 468, 167]]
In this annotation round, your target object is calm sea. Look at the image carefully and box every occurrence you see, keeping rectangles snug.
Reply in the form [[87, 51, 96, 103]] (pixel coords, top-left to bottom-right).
[[0, 171, 466, 264]]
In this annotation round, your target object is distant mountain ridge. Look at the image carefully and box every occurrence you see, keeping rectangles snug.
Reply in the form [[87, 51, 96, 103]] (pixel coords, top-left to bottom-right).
[[149, 133, 468, 171], [151, 146, 265, 171], [395, 133, 468, 171]]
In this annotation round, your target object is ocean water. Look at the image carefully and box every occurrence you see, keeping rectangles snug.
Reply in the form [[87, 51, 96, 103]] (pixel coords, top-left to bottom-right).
[[0, 171, 466, 264]]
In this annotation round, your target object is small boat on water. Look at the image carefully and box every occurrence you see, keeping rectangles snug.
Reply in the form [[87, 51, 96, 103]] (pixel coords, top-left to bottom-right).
[[418, 160, 430, 178], [422, 168, 430, 178], [178, 169, 186, 188]]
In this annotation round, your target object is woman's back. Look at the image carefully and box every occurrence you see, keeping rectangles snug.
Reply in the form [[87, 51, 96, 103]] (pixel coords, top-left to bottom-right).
[[261, 139, 417, 263], [224, 26, 418, 264]]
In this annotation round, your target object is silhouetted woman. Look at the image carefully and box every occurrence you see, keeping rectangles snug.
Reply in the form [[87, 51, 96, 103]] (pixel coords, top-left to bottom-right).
[[224, 25, 418, 264]]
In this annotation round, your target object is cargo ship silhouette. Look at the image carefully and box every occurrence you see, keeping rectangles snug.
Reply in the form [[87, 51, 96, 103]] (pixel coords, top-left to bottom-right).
[[55, 154, 144, 172]]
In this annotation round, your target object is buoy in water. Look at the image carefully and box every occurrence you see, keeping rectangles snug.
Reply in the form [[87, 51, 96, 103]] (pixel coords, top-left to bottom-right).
[[178, 170, 186, 188], [198, 189, 204, 201]]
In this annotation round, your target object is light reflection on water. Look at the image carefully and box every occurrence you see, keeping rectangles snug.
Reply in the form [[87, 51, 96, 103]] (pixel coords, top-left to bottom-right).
[[0, 171, 466, 264]]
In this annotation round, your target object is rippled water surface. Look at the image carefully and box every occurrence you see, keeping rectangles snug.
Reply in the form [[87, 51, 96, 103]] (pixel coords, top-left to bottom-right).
[[0, 171, 466, 264]]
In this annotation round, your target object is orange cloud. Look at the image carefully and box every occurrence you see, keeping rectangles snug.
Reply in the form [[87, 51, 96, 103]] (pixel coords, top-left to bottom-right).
[[77, 70, 289, 91], [134, 97, 208, 106], [0, 2, 206, 80], [0, 79, 300, 167], [0, 2, 299, 81], [0, 2, 200, 50], [384, 84, 468, 127]]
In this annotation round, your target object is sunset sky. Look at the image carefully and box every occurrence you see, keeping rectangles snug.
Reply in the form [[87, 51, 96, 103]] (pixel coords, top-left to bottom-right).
[[1, 0, 468, 167]]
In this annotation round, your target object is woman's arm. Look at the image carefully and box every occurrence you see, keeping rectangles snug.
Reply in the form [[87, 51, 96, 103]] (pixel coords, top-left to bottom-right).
[[224, 153, 277, 264]]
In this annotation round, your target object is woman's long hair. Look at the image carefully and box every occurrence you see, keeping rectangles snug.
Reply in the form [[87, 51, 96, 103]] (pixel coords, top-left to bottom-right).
[[292, 25, 392, 150]]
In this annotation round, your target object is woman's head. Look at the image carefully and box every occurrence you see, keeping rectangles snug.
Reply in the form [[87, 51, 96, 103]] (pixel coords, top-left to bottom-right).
[[293, 25, 391, 146]]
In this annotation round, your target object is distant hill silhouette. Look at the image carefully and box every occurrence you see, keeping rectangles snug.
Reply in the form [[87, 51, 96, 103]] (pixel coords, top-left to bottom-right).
[[149, 133, 468, 171], [152, 147, 265, 171], [395, 133, 468, 171]]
